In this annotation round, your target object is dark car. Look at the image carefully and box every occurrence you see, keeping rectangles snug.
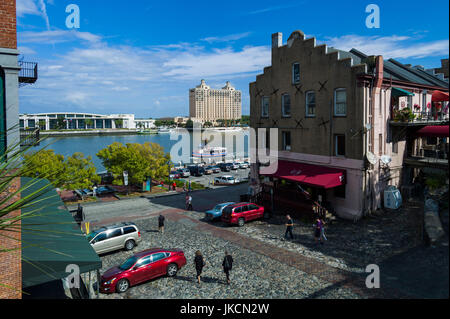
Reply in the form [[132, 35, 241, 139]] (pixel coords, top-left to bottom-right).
[[217, 162, 231, 172], [100, 248, 187, 293], [187, 165, 205, 177]]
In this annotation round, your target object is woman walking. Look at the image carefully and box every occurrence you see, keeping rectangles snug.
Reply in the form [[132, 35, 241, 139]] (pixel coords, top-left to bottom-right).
[[222, 251, 233, 285], [314, 218, 324, 245], [194, 250, 205, 285]]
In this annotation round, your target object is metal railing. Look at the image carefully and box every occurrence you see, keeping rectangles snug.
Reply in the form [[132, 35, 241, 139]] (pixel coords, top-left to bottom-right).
[[20, 128, 40, 147], [18, 61, 38, 84]]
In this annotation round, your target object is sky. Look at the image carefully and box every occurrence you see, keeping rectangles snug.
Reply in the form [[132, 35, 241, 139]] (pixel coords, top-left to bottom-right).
[[16, 0, 449, 118]]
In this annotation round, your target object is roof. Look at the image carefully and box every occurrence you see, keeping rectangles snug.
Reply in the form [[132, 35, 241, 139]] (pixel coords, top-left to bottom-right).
[[21, 177, 102, 288], [349, 49, 449, 89]]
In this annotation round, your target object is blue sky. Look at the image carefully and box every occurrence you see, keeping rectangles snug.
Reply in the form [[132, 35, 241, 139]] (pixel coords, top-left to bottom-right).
[[17, 0, 449, 118]]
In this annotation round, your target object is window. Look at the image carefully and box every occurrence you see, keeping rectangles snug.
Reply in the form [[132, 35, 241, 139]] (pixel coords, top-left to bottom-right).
[[28, 119, 35, 128], [135, 256, 152, 268], [234, 206, 242, 214], [123, 226, 137, 234], [334, 89, 347, 116], [379, 134, 383, 156], [265, 129, 270, 150], [392, 139, 398, 154], [20, 120, 24, 128], [407, 95, 412, 109], [151, 253, 166, 263], [94, 232, 107, 243], [282, 94, 291, 117], [292, 63, 300, 84], [261, 96, 269, 118], [335, 134, 345, 156], [305, 91, 316, 117], [107, 228, 122, 239], [240, 205, 249, 212], [282, 131, 291, 151]]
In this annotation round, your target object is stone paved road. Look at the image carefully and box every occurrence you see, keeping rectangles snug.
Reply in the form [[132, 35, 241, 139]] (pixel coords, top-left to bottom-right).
[[74, 185, 448, 299]]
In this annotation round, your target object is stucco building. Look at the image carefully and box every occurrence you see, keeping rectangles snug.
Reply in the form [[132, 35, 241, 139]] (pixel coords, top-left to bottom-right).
[[249, 30, 448, 220], [189, 80, 241, 123]]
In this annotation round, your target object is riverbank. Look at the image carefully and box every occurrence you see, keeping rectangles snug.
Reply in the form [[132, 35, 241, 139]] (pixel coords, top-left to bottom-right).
[[39, 129, 140, 137]]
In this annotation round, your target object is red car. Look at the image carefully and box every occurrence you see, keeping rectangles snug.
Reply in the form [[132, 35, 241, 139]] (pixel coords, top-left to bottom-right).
[[221, 202, 266, 227], [99, 248, 186, 293]]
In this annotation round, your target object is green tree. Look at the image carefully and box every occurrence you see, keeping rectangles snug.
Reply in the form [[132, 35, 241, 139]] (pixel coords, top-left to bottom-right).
[[114, 119, 123, 128], [185, 119, 194, 129], [64, 153, 100, 190], [97, 142, 171, 186], [23, 150, 100, 190], [85, 119, 94, 129]]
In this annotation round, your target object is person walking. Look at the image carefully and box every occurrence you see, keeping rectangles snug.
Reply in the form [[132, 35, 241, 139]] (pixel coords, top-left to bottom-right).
[[314, 218, 324, 244], [320, 218, 327, 243], [222, 251, 233, 285], [172, 181, 177, 191], [194, 250, 205, 285], [284, 214, 294, 240], [187, 194, 193, 211], [158, 214, 165, 233]]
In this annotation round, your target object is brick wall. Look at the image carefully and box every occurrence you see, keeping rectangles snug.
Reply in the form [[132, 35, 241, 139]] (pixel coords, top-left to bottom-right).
[[0, 0, 17, 49], [0, 178, 21, 299]]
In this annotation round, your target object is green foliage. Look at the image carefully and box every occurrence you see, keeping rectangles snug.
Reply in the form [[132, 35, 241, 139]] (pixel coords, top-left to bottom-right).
[[425, 174, 447, 190], [114, 119, 123, 128], [241, 115, 250, 126], [97, 142, 171, 185], [23, 150, 100, 190], [185, 119, 193, 129], [154, 120, 175, 127]]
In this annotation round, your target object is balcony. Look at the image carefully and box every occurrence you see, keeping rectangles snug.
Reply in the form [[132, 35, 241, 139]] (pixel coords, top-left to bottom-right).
[[20, 128, 40, 147], [18, 61, 38, 86], [390, 109, 449, 126]]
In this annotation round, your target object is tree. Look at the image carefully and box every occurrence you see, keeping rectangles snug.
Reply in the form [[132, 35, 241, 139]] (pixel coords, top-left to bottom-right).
[[97, 142, 171, 186], [85, 119, 94, 129], [23, 150, 100, 190], [185, 119, 194, 129], [114, 119, 123, 129], [56, 118, 66, 129], [204, 121, 213, 128]]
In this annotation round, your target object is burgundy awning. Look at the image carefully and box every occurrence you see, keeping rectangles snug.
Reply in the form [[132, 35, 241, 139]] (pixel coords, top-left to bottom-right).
[[416, 125, 449, 137], [431, 90, 449, 102], [262, 160, 345, 189]]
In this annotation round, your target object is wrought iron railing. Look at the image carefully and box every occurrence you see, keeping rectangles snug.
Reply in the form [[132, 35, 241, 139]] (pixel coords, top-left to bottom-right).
[[18, 61, 38, 84], [391, 109, 449, 124], [20, 128, 40, 147]]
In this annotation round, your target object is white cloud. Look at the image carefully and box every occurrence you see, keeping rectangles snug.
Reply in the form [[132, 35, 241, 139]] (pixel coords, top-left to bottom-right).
[[201, 32, 252, 43], [324, 34, 449, 59], [19, 30, 102, 44], [16, 0, 40, 17]]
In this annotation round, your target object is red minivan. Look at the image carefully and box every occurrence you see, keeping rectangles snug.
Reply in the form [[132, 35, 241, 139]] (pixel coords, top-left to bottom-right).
[[221, 202, 265, 227], [100, 248, 186, 293]]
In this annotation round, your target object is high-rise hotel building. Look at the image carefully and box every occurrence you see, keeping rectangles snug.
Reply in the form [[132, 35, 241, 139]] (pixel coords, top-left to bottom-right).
[[189, 80, 242, 123]]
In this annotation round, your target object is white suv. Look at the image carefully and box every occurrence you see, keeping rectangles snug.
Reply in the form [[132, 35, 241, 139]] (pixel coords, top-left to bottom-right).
[[87, 222, 141, 255], [214, 175, 240, 185]]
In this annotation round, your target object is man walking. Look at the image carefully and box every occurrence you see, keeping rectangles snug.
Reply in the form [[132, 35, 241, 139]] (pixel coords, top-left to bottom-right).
[[222, 251, 233, 285], [158, 214, 165, 233], [187, 194, 193, 211], [284, 215, 294, 240]]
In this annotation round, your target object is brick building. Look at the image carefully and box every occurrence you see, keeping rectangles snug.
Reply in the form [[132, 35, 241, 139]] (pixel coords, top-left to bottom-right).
[[0, 0, 22, 299]]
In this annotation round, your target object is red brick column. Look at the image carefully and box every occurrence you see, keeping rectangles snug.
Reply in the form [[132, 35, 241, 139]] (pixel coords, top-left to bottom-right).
[[0, 177, 21, 299], [0, 0, 17, 49]]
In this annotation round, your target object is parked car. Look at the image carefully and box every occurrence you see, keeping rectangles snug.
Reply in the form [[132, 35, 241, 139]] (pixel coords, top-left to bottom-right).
[[217, 162, 231, 172], [238, 162, 249, 169], [99, 248, 187, 293], [204, 166, 214, 175], [210, 165, 221, 173], [187, 165, 205, 177], [95, 185, 116, 195], [214, 175, 240, 185], [221, 202, 266, 227], [169, 171, 181, 179], [74, 188, 93, 198], [231, 162, 240, 170], [86, 222, 141, 255], [205, 202, 235, 221], [177, 168, 190, 177]]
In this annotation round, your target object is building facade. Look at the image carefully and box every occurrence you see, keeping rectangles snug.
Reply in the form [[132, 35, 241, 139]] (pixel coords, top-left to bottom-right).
[[19, 113, 138, 130], [189, 80, 242, 123], [249, 30, 448, 220]]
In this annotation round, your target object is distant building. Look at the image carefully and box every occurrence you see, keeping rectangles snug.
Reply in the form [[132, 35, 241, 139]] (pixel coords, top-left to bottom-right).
[[434, 58, 449, 80], [189, 80, 242, 123], [19, 113, 137, 130]]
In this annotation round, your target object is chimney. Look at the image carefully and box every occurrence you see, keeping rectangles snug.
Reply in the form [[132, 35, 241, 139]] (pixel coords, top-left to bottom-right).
[[271, 32, 282, 64], [374, 55, 383, 92]]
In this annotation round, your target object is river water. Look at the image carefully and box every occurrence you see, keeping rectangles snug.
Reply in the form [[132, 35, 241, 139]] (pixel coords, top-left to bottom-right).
[[33, 129, 250, 171]]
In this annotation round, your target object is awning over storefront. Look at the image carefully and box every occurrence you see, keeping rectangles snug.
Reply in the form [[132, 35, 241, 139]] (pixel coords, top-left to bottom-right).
[[392, 87, 415, 97], [431, 90, 449, 102], [415, 125, 449, 138], [261, 160, 346, 189], [21, 177, 102, 289]]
